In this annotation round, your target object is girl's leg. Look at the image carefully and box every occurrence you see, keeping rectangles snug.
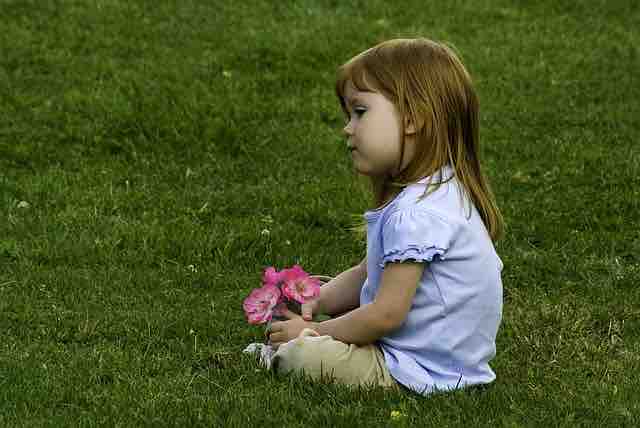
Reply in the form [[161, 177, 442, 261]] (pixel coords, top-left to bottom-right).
[[272, 329, 398, 389]]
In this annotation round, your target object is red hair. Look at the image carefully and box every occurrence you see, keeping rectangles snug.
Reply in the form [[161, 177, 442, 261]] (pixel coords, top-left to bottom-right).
[[336, 38, 503, 241]]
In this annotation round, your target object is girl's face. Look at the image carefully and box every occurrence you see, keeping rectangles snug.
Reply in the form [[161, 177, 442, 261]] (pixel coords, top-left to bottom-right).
[[342, 81, 414, 178]]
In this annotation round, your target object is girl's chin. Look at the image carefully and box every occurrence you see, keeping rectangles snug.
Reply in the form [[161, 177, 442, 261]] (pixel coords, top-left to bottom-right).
[[350, 159, 366, 175], [352, 166, 374, 177], [351, 158, 383, 177]]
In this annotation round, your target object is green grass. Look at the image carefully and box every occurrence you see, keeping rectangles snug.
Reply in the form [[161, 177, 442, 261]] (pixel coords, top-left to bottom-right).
[[1, 0, 639, 426]]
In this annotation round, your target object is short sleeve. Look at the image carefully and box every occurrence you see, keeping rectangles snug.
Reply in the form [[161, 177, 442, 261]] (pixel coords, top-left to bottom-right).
[[381, 208, 456, 267]]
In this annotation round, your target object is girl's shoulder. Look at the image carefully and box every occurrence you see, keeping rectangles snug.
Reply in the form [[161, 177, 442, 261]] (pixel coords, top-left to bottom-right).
[[389, 174, 469, 226], [376, 178, 468, 266]]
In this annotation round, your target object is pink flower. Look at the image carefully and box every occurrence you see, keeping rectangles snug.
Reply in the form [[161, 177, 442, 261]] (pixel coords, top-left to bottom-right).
[[262, 266, 282, 287], [242, 284, 282, 324], [280, 265, 321, 304]]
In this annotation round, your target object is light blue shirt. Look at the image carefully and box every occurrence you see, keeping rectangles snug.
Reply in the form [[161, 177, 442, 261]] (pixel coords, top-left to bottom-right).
[[362, 166, 503, 394]]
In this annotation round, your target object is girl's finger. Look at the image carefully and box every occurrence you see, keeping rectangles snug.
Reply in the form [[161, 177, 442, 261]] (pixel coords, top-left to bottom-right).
[[301, 303, 312, 321], [281, 309, 300, 320], [269, 332, 284, 345], [269, 321, 281, 331]]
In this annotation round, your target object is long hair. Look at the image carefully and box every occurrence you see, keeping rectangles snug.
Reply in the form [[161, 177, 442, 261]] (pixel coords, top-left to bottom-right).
[[336, 38, 504, 241]]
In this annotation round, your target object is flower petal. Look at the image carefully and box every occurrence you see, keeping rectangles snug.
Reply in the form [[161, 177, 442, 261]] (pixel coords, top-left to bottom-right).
[[247, 310, 271, 324], [243, 284, 282, 323], [262, 266, 282, 286]]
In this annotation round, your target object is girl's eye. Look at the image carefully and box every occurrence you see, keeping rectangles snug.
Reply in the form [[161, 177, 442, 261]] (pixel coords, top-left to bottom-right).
[[353, 107, 367, 117], [344, 106, 367, 124]]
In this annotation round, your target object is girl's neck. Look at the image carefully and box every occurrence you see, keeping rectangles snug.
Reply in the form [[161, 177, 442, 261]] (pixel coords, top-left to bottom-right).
[[371, 177, 403, 210]]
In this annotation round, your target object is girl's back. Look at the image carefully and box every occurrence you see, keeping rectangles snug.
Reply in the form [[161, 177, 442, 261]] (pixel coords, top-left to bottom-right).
[[362, 166, 503, 393]]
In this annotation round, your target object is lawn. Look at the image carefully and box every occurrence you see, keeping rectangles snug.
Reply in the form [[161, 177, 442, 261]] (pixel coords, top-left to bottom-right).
[[1, 0, 639, 426]]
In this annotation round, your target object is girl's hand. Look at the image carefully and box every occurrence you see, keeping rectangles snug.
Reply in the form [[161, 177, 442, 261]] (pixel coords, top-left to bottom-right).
[[268, 309, 318, 348], [301, 298, 321, 321]]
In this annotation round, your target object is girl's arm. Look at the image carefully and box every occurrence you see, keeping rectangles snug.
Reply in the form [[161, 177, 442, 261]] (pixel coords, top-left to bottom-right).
[[313, 258, 367, 317], [311, 261, 424, 346]]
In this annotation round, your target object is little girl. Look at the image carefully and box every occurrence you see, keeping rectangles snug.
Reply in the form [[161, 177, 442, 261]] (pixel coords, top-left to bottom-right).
[[267, 38, 504, 394]]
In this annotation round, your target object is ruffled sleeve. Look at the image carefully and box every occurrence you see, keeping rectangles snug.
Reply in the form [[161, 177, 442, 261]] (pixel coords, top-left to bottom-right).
[[381, 208, 457, 267]]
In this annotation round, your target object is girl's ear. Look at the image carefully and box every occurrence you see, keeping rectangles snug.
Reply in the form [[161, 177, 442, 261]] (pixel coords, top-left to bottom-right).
[[404, 116, 421, 135]]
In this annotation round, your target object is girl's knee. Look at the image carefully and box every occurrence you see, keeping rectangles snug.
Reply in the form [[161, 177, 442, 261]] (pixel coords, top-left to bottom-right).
[[272, 334, 343, 377]]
